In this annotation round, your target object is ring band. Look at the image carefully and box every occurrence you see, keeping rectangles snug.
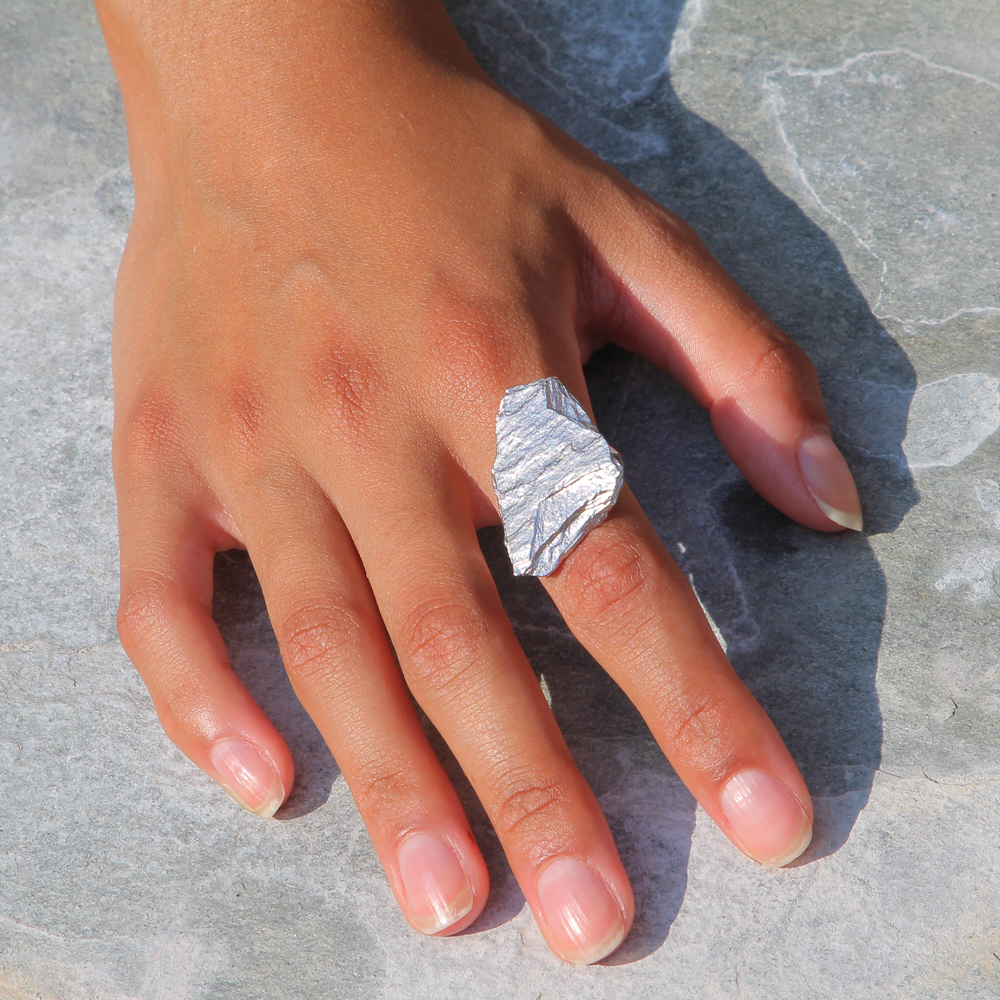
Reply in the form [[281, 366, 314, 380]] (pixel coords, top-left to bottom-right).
[[492, 377, 624, 577]]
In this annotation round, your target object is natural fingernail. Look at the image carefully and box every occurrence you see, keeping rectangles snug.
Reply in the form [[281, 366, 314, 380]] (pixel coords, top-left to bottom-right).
[[209, 739, 286, 819], [397, 833, 474, 935], [719, 769, 812, 868], [797, 433, 863, 531], [536, 858, 625, 966]]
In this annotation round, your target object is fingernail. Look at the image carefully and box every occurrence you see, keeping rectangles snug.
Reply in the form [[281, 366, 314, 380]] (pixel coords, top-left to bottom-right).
[[536, 858, 625, 966], [397, 833, 474, 935], [209, 739, 286, 819], [719, 769, 813, 868], [797, 433, 863, 531]]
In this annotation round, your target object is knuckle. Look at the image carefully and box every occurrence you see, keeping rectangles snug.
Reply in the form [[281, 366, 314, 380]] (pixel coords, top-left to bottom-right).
[[114, 390, 186, 478], [418, 293, 514, 404], [277, 601, 365, 688], [117, 581, 214, 747], [349, 762, 416, 820], [117, 576, 173, 652], [276, 263, 384, 437], [397, 595, 490, 694], [154, 679, 207, 747], [656, 685, 736, 771], [308, 343, 384, 438], [736, 324, 819, 397], [558, 526, 650, 632], [490, 773, 568, 842]]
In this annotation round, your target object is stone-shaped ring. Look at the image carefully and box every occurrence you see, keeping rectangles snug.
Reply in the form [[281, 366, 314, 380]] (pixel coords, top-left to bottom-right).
[[492, 377, 624, 577]]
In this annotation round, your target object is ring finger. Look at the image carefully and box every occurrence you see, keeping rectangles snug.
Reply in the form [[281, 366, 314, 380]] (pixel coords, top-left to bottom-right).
[[544, 489, 813, 867], [231, 464, 490, 937]]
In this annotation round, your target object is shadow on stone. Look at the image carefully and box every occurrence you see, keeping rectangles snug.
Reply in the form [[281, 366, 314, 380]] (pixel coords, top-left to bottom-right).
[[212, 550, 341, 819], [448, 0, 918, 959]]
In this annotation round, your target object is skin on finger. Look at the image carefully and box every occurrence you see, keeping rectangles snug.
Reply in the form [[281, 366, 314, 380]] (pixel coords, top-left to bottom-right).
[[543, 489, 813, 868], [445, 367, 813, 869], [574, 182, 862, 533], [327, 458, 634, 965], [231, 470, 488, 937], [114, 476, 293, 818]]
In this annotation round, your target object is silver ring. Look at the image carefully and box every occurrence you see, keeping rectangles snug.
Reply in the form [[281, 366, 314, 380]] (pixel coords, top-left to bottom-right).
[[492, 377, 624, 577]]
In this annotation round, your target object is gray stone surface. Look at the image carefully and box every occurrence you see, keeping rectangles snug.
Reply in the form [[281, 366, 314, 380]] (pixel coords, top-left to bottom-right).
[[1, 0, 998, 997]]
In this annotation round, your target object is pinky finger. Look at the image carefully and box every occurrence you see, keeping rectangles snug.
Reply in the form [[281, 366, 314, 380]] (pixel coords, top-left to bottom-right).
[[116, 485, 293, 818]]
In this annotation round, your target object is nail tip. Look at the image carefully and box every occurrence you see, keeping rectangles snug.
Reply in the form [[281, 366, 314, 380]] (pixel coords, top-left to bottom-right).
[[762, 822, 814, 869], [439, 895, 475, 934], [254, 787, 286, 820], [815, 498, 864, 532], [211, 739, 286, 817], [222, 783, 285, 819], [411, 915, 451, 936], [412, 895, 474, 936], [566, 921, 627, 966], [798, 434, 863, 531]]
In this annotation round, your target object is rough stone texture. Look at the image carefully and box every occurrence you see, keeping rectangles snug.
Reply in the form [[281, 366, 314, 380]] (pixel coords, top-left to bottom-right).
[[1, 1, 998, 997]]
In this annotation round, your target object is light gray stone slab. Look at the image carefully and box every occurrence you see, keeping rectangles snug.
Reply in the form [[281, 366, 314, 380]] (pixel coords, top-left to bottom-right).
[[1, 1, 998, 998]]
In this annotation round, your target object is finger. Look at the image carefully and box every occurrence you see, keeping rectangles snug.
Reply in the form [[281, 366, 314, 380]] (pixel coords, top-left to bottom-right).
[[422, 328, 812, 870], [115, 468, 293, 818], [233, 469, 488, 937], [544, 488, 813, 868], [332, 459, 633, 966], [579, 186, 862, 533]]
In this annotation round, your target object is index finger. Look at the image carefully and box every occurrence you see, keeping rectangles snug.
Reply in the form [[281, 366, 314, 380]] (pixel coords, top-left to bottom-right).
[[576, 180, 862, 534]]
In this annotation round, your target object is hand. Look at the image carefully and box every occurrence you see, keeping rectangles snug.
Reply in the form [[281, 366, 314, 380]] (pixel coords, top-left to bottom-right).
[[98, 0, 862, 965]]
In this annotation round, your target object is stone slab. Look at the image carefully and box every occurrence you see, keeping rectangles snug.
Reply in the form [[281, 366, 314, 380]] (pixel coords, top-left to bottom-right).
[[1, 1, 998, 997]]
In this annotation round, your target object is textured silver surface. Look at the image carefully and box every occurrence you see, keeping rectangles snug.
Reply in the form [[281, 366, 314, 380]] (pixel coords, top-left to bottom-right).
[[493, 378, 624, 576]]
